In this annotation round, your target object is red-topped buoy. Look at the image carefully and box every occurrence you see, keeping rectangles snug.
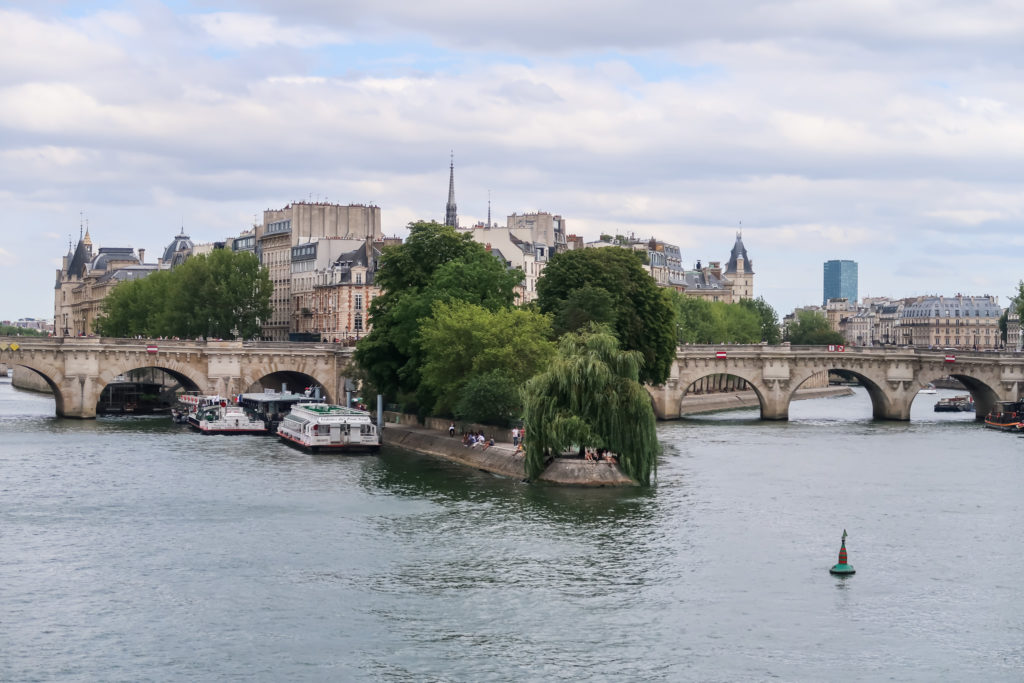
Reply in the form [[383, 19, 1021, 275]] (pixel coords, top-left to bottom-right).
[[830, 529, 855, 575]]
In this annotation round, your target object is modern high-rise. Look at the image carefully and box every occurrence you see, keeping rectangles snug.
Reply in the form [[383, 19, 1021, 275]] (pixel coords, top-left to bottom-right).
[[823, 260, 858, 306]]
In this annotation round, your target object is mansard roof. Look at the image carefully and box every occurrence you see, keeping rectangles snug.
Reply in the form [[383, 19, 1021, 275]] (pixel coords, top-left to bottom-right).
[[90, 247, 139, 272], [162, 230, 193, 265], [725, 233, 753, 274]]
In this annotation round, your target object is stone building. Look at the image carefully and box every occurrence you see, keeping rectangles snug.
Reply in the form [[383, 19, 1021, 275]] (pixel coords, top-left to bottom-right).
[[292, 240, 382, 342], [506, 212, 567, 253], [54, 229, 158, 337], [898, 295, 1002, 349], [466, 224, 550, 303], [724, 232, 754, 300], [256, 202, 382, 340]]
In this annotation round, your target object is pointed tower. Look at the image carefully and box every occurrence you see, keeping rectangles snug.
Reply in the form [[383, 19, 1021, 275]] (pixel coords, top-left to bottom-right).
[[724, 230, 754, 300], [444, 152, 458, 228]]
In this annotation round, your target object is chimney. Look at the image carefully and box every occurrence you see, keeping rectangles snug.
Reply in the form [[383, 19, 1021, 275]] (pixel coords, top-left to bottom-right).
[[138, 248, 145, 263]]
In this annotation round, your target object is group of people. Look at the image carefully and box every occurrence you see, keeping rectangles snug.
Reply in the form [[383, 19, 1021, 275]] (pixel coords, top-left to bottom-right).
[[584, 448, 618, 464], [461, 431, 495, 450]]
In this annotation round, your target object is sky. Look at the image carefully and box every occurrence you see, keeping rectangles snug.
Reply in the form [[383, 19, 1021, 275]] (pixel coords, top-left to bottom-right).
[[4, 0, 1024, 320]]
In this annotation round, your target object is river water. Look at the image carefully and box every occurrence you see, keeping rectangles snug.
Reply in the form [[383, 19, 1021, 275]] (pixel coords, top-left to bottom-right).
[[2, 378, 1022, 682]]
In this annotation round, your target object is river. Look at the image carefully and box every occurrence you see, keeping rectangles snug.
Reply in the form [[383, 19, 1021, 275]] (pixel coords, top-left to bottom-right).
[[1, 377, 1022, 681]]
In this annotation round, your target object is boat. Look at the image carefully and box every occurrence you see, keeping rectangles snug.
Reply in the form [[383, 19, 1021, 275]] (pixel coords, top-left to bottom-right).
[[237, 390, 321, 432], [918, 384, 937, 394], [191, 400, 268, 435], [934, 395, 975, 413], [277, 403, 380, 453], [984, 401, 1024, 431], [172, 394, 228, 425]]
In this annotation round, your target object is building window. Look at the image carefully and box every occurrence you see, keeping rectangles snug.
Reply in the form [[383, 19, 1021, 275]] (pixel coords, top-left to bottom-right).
[[355, 294, 363, 310], [355, 273, 362, 285], [354, 313, 363, 332]]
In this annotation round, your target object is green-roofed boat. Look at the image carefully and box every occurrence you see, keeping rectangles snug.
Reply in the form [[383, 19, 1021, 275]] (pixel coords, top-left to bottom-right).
[[277, 403, 380, 453]]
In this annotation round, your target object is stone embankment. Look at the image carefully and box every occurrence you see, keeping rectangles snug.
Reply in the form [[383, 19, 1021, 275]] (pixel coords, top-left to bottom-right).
[[381, 423, 638, 487], [381, 386, 854, 486]]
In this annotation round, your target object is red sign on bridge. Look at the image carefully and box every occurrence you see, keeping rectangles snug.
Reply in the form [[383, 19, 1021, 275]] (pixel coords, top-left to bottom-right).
[[715, 350, 727, 359], [945, 354, 956, 363], [146, 345, 158, 354]]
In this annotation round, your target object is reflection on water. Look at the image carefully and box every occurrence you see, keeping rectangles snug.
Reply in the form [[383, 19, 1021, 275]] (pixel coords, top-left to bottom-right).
[[1, 382, 1022, 681]]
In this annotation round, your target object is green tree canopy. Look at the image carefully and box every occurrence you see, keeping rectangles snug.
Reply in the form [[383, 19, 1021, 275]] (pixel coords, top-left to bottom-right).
[[785, 310, 845, 345], [354, 221, 524, 411], [418, 300, 555, 422], [671, 293, 763, 344], [739, 297, 782, 344], [536, 247, 676, 384], [93, 250, 271, 339], [522, 325, 659, 486]]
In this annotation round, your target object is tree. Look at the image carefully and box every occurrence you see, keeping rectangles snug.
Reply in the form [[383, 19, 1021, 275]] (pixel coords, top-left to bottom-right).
[[670, 292, 764, 344], [418, 300, 555, 421], [93, 250, 271, 339], [354, 221, 524, 411], [999, 309, 1009, 344], [739, 297, 782, 344], [785, 310, 845, 345], [536, 247, 676, 384], [522, 325, 659, 486]]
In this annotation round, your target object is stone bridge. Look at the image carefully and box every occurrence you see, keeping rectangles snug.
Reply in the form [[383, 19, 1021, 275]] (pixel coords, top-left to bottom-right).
[[649, 345, 1024, 421], [0, 337, 356, 418]]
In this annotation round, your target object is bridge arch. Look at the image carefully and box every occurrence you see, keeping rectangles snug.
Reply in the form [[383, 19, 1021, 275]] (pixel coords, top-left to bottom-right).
[[788, 365, 897, 420], [676, 369, 768, 419], [8, 361, 67, 416], [910, 370, 1000, 421], [242, 370, 336, 403]]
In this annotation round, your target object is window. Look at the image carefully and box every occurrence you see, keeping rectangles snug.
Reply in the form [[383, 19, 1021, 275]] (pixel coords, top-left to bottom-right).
[[354, 294, 363, 310], [354, 313, 363, 332], [355, 273, 362, 285]]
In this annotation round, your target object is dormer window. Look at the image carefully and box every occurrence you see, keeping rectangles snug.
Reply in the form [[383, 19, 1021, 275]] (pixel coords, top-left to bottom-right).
[[355, 273, 362, 285]]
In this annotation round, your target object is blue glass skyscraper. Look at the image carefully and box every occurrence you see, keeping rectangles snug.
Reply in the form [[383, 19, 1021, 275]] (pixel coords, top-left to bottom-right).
[[823, 260, 858, 305]]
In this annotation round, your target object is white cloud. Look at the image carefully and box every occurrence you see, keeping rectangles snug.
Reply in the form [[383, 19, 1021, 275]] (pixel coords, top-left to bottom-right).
[[192, 12, 347, 49]]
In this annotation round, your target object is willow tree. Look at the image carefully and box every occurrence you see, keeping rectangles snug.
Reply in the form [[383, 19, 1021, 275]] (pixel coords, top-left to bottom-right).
[[522, 325, 659, 486]]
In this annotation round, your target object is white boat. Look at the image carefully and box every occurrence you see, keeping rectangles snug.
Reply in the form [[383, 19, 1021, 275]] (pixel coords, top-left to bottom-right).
[[918, 384, 937, 394], [277, 403, 380, 453], [173, 394, 228, 425], [191, 400, 268, 435]]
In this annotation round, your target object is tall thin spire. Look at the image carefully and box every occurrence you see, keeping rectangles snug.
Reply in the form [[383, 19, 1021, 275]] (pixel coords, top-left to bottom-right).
[[444, 151, 458, 228], [487, 190, 491, 228]]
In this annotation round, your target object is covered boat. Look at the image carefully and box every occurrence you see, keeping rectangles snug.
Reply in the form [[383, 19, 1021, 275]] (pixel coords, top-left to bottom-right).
[[191, 401, 267, 435], [934, 395, 975, 413], [277, 403, 380, 453]]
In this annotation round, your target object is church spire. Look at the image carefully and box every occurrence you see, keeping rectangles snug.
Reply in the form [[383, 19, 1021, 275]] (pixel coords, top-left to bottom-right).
[[444, 151, 458, 228]]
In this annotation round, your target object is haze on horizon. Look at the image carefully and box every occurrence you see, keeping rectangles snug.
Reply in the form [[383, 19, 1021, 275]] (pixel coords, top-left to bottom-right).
[[2, 0, 1023, 320]]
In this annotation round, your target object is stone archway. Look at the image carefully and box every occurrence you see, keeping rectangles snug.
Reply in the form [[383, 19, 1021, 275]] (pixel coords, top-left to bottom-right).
[[243, 370, 335, 404], [93, 360, 209, 415], [10, 363, 67, 416], [676, 368, 771, 419], [787, 364, 904, 420]]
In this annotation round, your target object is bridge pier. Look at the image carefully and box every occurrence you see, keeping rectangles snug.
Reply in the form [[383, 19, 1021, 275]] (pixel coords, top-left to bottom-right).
[[57, 375, 99, 419], [759, 382, 790, 420]]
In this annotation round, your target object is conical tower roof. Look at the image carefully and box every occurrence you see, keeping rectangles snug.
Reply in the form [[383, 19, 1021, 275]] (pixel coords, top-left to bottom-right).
[[725, 231, 752, 274]]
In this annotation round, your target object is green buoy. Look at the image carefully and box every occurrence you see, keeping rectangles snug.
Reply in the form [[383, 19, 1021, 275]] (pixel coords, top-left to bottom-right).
[[830, 529, 855, 575]]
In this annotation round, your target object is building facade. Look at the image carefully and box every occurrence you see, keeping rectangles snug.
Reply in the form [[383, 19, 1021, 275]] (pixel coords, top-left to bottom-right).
[[256, 202, 383, 340], [823, 260, 858, 306], [898, 295, 1002, 349], [54, 229, 160, 337]]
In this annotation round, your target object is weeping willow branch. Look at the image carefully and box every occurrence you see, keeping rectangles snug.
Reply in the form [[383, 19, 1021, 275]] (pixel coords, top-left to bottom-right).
[[522, 325, 659, 485]]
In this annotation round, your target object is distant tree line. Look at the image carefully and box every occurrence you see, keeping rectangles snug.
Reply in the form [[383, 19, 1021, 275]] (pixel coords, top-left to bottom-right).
[[0, 324, 47, 337]]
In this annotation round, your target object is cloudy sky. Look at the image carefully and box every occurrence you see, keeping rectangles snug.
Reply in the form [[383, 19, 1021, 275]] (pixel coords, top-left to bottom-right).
[[3, 0, 1024, 320]]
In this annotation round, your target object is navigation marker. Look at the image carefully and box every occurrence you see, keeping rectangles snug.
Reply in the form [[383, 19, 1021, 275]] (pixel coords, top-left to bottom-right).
[[830, 529, 855, 575]]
